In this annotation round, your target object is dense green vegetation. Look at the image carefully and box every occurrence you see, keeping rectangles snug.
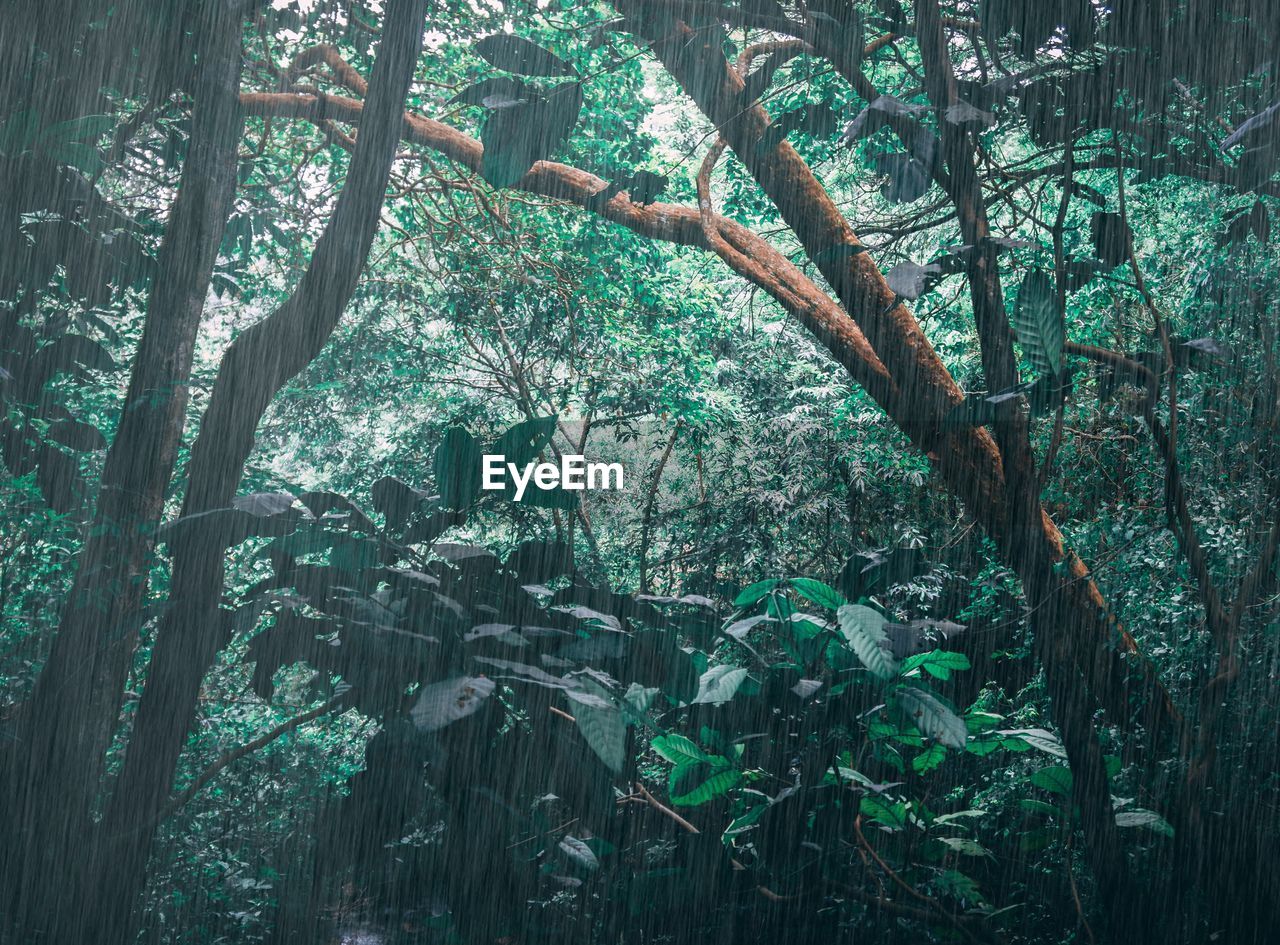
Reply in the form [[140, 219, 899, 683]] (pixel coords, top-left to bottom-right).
[[2, 0, 1280, 942]]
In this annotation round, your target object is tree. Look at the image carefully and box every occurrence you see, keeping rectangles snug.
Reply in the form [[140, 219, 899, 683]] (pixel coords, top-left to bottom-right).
[[2, 1, 1278, 943]]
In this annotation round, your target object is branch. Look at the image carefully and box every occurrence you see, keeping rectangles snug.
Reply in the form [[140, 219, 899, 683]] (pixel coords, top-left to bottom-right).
[[158, 696, 343, 824]]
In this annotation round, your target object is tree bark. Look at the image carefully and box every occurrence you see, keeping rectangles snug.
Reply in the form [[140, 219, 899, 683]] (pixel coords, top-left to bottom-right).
[[1, 4, 244, 936], [81, 2, 430, 940]]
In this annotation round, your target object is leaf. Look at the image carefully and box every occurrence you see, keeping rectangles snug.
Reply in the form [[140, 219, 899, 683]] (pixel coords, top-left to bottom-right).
[[571, 685, 627, 772], [48, 141, 104, 175], [912, 742, 946, 773], [1221, 100, 1280, 150], [28, 335, 115, 389], [651, 734, 713, 766], [885, 260, 942, 299], [1181, 337, 1229, 357], [791, 678, 823, 699], [433, 426, 483, 509], [734, 578, 780, 607], [739, 48, 790, 104], [489, 415, 557, 467], [409, 676, 496, 732], [755, 102, 841, 154], [558, 835, 600, 870], [693, 665, 749, 704], [625, 169, 668, 205], [1011, 270, 1064, 376], [370, 475, 429, 529], [233, 492, 299, 516], [504, 538, 574, 582], [998, 727, 1067, 758], [789, 577, 846, 610], [474, 33, 577, 77], [883, 618, 967, 658], [551, 604, 622, 631], [896, 687, 967, 748], [900, 648, 971, 681], [837, 604, 900, 678], [842, 94, 928, 144], [479, 83, 583, 188], [941, 393, 997, 430], [671, 768, 741, 806], [812, 242, 868, 267], [160, 505, 305, 550], [723, 800, 771, 839], [1090, 211, 1130, 268], [936, 836, 994, 858], [448, 77, 530, 108], [1030, 765, 1073, 796], [944, 101, 996, 129], [45, 418, 105, 452], [874, 152, 931, 203], [860, 794, 907, 829], [1115, 809, 1173, 836], [724, 614, 773, 640]]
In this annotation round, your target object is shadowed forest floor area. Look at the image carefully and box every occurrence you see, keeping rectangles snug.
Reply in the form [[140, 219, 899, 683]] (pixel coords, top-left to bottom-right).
[[2, 1, 1280, 943]]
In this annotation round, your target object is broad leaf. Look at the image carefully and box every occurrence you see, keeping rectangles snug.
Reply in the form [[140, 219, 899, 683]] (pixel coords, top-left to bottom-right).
[[474, 33, 577, 77], [896, 687, 967, 748], [570, 680, 627, 772], [671, 768, 741, 807], [1011, 270, 1064, 376], [693, 665, 748, 704], [789, 577, 846, 610], [837, 604, 900, 678], [409, 676, 496, 732]]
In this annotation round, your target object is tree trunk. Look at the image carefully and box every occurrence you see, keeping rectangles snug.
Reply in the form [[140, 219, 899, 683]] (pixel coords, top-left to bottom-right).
[[1, 4, 244, 937], [619, 6, 1169, 930], [80, 2, 430, 939]]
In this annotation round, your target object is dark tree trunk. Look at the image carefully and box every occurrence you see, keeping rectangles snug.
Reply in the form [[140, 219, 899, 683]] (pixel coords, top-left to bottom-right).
[[80, 2, 430, 939], [0, 4, 244, 938]]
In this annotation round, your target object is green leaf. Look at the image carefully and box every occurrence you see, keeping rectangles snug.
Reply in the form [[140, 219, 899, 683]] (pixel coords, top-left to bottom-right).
[[409, 676, 496, 732], [912, 742, 946, 773], [1115, 809, 1173, 836], [489, 415, 557, 467], [901, 648, 971, 680], [859, 795, 907, 829], [0, 108, 40, 154], [651, 734, 713, 766], [789, 577, 846, 610], [1019, 798, 1062, 816], [723, 800, 770, 840], [558, 835, 600, 871], [433, 426, 482, 509], [1011, 270, 1064, 376], [474, 33, 577, 77], [479, 83, 583, 188], [693, 665, 749, 704], [48, 141, 104, 175], [998, 727, 1067, 758], [896, 687, 967, 749], [570, 681, 626, 772], [1030, 765, 1073, 796], [671, 768, 741, 806], [936, 836, 994, 858], [734, 578, 780, 607], [36, 114, 114, 147], [448, 76, 531, 108], [837, 604, 900, 678]]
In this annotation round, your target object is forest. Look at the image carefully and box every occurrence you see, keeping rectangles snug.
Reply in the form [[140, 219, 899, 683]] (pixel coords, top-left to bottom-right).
[[2, 0, 1279, 942]]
